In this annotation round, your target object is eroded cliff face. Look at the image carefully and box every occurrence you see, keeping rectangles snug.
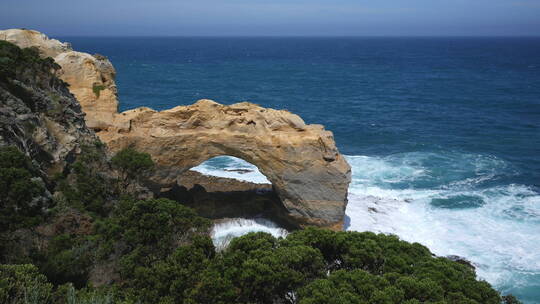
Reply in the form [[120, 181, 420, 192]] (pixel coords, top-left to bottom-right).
[[2, 29, 352, 229], [0, 29, 119, 130], [0, 37, 101, 175]]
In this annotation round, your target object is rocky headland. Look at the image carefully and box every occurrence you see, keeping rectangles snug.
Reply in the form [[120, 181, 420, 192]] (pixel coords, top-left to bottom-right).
[[1, 28, 351, 229], [0, 29, 519, 304]]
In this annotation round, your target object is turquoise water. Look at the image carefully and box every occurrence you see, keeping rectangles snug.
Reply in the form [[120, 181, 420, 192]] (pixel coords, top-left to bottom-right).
[[63, 37, 540, 303]]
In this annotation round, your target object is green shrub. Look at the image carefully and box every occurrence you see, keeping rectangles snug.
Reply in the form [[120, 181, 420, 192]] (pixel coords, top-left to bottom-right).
[[92, 84, 106, 98], [56, 145, 110, 215], [178, 229, 510, 304], [111, 148, 154, 191], [0, 146, 47, 231], [285, 228, 502, 304], [0, 40, 60, 83], [0, 264, 53, 304], [36, 234, 93, 288], [94, 198, 211, 303]]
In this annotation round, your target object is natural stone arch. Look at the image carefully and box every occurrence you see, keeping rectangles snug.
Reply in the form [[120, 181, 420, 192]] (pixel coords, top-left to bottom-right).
[[99, 100, 351, 229]]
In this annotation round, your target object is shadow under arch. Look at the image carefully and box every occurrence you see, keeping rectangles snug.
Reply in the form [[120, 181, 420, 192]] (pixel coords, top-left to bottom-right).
[[158, 155, 300, 230]]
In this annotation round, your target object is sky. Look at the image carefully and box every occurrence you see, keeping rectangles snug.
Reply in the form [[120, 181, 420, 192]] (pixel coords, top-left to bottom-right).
[[2, 0, 540, 36]]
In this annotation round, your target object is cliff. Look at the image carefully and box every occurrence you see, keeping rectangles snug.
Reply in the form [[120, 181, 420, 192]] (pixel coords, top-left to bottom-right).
[[1, 29, 352, 229], [0, 29, 119, 130], [0, 37, 101, 175]]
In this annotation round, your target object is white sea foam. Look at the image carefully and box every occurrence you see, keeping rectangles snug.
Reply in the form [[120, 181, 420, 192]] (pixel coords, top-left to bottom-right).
[[192, 156, 270, 184], [345, 154, 540, 301], [195, 154, 540, 302], [211, 218, 288, 250]]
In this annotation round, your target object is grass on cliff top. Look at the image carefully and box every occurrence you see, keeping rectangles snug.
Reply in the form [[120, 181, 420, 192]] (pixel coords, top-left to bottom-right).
[[92, 83, 106, 98]]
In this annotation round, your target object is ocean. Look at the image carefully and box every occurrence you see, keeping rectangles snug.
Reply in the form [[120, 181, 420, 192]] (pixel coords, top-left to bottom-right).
[[62, 37, 540, 303]]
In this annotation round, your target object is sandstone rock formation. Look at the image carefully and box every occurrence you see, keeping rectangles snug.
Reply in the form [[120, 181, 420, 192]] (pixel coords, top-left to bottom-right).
[[2, 29, 352, 229]]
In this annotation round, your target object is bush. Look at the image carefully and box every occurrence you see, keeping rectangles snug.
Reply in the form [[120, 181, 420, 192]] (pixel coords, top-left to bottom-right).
[[285, 228, 501, 304], [0, 264, 53, 304], [92, 84, 106, 98], [56, 145, 110, 215], [0, 40, 60, 84], [0, 146, 47, 231], [111, 148, 154, 190], [183, 229, 506, 304], [94, 198, 211, 303], [36, 234, 93, 288]]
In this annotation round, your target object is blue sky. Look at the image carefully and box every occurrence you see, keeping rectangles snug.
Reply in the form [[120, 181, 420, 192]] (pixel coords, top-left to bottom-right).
[[2, 0, 540, 36]]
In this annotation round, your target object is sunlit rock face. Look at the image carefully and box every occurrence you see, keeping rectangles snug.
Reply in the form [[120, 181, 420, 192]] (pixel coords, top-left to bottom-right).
[[2, 29, 351, 229]]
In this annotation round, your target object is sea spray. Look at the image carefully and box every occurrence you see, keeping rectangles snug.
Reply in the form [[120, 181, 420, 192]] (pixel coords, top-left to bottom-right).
[[211, 218, 288, 250], [345, 153, 540, 302]]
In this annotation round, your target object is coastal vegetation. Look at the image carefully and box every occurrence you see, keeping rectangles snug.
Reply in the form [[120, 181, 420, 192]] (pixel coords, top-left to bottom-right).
[[0, 39, 523, 303], [0, 142, 522, 303], [111, 147, 154, 191], [92, 84, 106, 98]]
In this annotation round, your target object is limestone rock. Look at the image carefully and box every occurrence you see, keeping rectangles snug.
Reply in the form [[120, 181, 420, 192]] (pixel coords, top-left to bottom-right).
[[0, 29, 119, 130], [0, 39, 100, 174], [54, 51, 119, 130], [0, 28, 71, 58]]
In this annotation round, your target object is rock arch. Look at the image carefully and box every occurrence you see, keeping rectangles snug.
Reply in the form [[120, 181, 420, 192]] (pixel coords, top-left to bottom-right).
[[99, 100, 351, 229]]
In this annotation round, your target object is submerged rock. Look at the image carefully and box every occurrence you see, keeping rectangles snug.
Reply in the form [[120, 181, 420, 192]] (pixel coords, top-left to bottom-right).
[[446, 255, 476, 271]]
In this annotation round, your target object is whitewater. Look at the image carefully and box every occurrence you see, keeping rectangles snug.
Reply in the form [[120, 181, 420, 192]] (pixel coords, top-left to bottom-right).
[[193, 154, 540, 303]]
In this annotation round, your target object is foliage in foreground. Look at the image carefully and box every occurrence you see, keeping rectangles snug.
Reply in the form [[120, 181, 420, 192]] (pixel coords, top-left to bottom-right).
[[1, 227, 520, 304], [0, 146, 522, 303]]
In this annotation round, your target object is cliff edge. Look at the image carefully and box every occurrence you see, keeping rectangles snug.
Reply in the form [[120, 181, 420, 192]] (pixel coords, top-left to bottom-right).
[[1, 29, 351, 229]]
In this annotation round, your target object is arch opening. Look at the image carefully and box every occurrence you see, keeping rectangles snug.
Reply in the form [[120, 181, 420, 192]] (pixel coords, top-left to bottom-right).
[[158, 155, 299, 234], [191, 156, 271, 185], [191, 156, 290, 247]]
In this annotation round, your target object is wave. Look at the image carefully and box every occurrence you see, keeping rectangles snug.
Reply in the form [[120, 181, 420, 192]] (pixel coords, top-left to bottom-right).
[[192, 156, 270, 184], [211, 218, 288, 250], [196, 153, 540, 302]]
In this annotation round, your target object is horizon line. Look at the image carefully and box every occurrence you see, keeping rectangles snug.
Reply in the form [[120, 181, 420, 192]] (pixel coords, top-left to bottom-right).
[[52, 34, 540, 38]]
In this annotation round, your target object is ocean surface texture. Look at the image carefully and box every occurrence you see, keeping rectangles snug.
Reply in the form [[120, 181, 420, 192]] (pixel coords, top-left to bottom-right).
[[64, 37, 540, 303]]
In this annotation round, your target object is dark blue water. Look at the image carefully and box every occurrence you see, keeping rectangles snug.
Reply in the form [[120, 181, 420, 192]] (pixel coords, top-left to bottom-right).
[[60, 37, 540, 303]]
